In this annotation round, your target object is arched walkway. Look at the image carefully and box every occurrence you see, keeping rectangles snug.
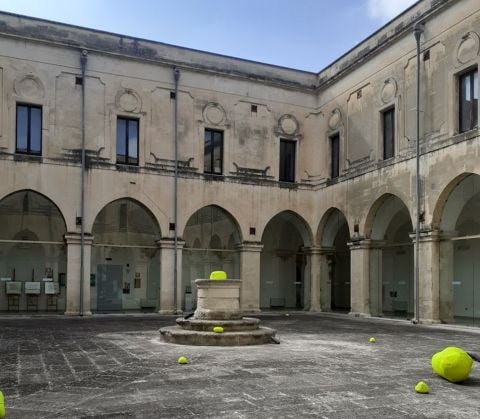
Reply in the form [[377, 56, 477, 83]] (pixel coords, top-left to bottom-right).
[[0, 190, 67, 312], [438, 174, 480, 326], [260, 211, 312, 310], [182, 205, 242, 311], [91, 198, 161, 312], [366, 194, 413, 319]]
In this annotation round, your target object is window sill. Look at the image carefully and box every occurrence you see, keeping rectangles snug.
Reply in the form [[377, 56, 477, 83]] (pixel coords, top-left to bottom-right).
[[116, 163, 140, 173], [279, 181, 297, 189], [203, 173, 225, 181], [14, 153, 42, 163]]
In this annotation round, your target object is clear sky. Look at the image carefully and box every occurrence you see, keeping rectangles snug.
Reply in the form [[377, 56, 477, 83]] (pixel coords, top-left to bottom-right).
[[0, 0, 417, 72]]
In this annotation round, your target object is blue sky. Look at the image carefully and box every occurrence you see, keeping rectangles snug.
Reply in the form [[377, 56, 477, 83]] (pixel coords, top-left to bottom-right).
[[0, 0, 417, 72]]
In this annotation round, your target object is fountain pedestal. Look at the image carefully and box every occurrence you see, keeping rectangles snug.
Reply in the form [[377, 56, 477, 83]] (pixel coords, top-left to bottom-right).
[[159, 278, 276, 346]]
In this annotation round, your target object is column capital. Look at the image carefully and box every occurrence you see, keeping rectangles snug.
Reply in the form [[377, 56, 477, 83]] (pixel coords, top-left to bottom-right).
[[64, 232, 94, 245], [409, 229, 442, 243], [235, 241, 263, 252], [156, 238, 186, 249], [301, 246, 333, 255]]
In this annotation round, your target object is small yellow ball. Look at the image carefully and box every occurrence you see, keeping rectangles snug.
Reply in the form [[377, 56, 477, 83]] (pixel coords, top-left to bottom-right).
[[415, 381, 430, 394], [369, 337, 376, 343], [0, 390, 4, 419], [178, 356, 188, 364], [213, 326, 224, 333]]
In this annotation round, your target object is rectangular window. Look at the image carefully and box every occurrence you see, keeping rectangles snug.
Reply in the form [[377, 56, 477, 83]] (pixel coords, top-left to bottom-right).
[[16, 104, 42, 155], [279, 139, 296, 183], [204, 129, 223, 174], [459, 68, 478, 133], [330, 134, 340, 179], [116, 117, 139, 165], [383, 108, 395, 160]]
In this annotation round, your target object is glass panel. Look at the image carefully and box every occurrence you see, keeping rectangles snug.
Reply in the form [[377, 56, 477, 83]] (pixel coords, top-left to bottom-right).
[[213, 131, 223, 174], [116, 119, 126, 161], [280, 140, 295, 182], [30, 107, 42, 154], [204, 130, 212, 173], [16, 106, 28, 152], [0, 191, 66, 241], [460, 73, 472, 132], [383, 109, 394, 159], [92, 199, 160, 246], [473, 70, 478, 128], [331, 135, 339, 178], [128, 120, 138, 164]]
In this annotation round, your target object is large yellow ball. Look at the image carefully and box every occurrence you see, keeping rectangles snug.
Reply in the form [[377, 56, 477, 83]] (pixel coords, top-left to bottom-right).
[[0, 390, 4, 419], [431, 347, 473, 383], [209, 271, 227, 280]]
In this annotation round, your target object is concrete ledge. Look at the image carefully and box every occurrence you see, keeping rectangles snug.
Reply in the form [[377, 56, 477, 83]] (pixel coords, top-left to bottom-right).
[[176, 317, 261, 332]]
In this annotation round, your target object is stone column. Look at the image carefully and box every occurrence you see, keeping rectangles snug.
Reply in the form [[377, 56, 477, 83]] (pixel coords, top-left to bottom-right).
[[64, 233, 93, 316], [237, 242, 263, 312], [410, 230, 441, 323], [302, 246, 332, 312], [348, 239, 375, 317], [158, 239, 185, 314]]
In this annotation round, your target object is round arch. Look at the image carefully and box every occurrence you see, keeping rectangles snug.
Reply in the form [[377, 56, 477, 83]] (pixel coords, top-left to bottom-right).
[[317, 207, 350, 247], [260, 210, 313, 248]]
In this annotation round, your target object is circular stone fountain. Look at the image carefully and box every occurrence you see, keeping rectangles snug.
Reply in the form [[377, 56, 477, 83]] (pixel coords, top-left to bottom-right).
[[160, 277, 277, 346]]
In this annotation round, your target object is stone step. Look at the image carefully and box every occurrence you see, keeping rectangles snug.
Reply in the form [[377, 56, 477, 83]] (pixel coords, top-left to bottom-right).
[[176, 317, 261, 332], [159, 326, 277, 346]]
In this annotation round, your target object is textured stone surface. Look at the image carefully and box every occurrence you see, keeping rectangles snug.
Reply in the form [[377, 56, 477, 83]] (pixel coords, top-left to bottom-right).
[[0, 313, 479, 418]]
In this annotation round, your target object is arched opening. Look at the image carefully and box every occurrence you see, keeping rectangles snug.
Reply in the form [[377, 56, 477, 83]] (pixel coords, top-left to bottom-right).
[[319, 209, 351, 312], [91, 199, 161, 312], [368, 194, 413, 319], [0, 190, 67, 312], [260, 211, 311, 310], [439, 174, 480, 326], [182, 205, 241, 311]]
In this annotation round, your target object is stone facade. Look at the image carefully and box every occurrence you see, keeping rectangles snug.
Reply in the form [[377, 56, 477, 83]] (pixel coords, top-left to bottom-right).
[[0, 0, 480, 325]]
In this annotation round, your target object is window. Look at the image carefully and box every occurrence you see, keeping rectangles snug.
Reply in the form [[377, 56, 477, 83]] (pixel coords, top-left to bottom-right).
[[204, 129, 223, 174], [116, 117, 139, 165], [459, 68, 478, 133], [330, 134, 340, 179], [279, 139, 296, 183], [383, 108, 395, 160], [16, 104, 42, 155]]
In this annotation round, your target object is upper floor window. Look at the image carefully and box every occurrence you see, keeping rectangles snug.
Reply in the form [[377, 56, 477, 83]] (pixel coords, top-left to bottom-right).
[[279, 139, 296, 183], [383, 107, 395, 160], [459, 68, 478, 133], [16, 104, 42, 155], [330, 133, 340, 179], [204, 129, 223, 174], [116, 117, 139, 165]]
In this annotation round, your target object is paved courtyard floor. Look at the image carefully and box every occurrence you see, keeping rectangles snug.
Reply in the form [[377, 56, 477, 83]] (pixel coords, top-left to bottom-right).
[[0, 313, 479, 418]]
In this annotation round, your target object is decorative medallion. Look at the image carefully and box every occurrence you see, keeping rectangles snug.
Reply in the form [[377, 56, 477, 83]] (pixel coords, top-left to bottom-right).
[[203, 102, 226, 125], [278, 114, 299, 135], [14, 75, 44, 99], [116, 89, 142, 113], [328, 109, 342, 130], [380, 78, 397, 104], [456, 32, 480, 65]]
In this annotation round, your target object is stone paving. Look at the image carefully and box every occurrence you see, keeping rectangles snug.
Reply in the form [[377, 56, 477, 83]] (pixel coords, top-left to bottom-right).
[[0, 313, 479, 418]]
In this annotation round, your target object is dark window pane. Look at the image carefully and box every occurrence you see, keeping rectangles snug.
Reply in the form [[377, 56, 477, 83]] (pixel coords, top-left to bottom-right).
[[473, 70, 478, 128], [128, 120, 138, 160], [116, 119, 126, 158], [459, 69, 478, 132], [383, 109, 395, 160], [16, 106, 28, 152], [213, 131, 223, 174], [280, 139, 295, 182], [204, 130, 212, 172], [30, 107, 42, 154], [331, 134, 339, 178], [204, 129, 223, 174]]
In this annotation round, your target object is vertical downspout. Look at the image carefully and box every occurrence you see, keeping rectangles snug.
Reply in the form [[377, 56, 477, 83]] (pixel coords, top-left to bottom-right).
[[173, 67, 180, 314], [413, 24, 424, 324], [79, 50, 88, 316]]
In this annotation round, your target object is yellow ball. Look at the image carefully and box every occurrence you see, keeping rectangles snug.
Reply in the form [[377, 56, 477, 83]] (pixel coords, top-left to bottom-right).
[[209, 271, 227, 280], [369, 337, 376, 343], [213, 326, 224, 333], [415, 381, 430, 394], [432, 347, 473, 383], [0, 390, 5, 419], [178, 356, 188, 364]]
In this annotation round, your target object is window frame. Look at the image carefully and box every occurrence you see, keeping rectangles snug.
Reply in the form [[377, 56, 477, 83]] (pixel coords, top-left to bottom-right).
[[458, 67, 478, 133], [382, 107, 395, 160], [330, 133, 340, 179], [279, 138, 296, 183], [16, 103, 42, 156], [116, 116, 139, 166], [204, 128, 224, 175]]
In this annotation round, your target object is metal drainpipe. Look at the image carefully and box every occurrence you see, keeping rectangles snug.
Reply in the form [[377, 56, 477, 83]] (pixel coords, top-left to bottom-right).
[[173, 67, 180, 314], [413, 23, 424, 324], [79, 50, 88, 316]]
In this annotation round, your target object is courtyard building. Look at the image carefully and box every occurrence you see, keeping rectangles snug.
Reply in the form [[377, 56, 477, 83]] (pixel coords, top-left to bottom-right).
[[0, 0, 479, 326]]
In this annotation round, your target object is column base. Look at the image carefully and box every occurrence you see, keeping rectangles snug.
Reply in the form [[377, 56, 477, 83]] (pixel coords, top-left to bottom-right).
[[64, 310, 92, 316], [348, 311, 371, 318]]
